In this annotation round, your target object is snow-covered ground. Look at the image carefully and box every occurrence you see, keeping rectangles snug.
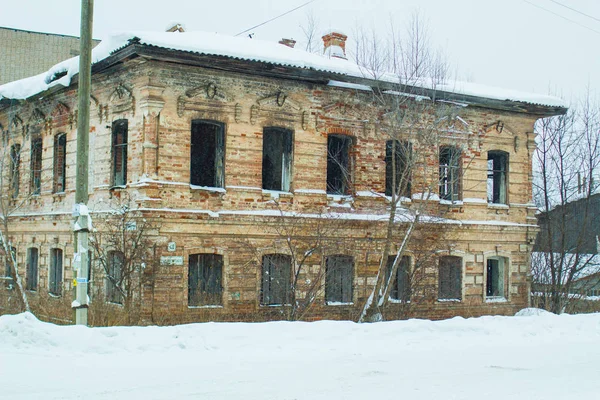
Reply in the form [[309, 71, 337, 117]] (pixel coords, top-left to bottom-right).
[[1, 309, 599, 400]]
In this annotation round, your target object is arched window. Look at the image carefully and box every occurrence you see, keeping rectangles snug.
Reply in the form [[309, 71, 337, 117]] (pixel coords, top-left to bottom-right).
[[325, 255, 354, 304], [261, 254, 291, 306], [30, 137, 42, 195], [53, 133, 67, 193], [10, 143, 21, 198], [112, 120, 128, 187], [188, 253, 223, 306]]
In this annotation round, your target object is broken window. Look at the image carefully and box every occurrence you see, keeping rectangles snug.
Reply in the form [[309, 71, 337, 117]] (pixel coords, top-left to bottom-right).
[[261, 254, 291, 306], [385, 140, 412, 197], [486, 257, 506, 298], [325, 255, 354, 304], [438, 256, 462, 301], [188, 253, 223, 306], [439, 146, 461, 201], [190, 120, 225, 188], [387, 255, 411, 302], [262, 127, 293, 191], [10, 144, 21, 198], [30, 137, 42, 195], [487, 151, 508, 204], [112, 119, 128, 187], [327, 135, 352, 195], [26, 248, 38, 291], [49, 248, 63, 296], [53, 133, 67, 193], [106, 251, 123, 304]]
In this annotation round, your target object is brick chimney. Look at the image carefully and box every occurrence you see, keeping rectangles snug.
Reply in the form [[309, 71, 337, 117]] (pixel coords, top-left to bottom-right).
[[279, 38, 297, 48], [166, 23, 185, 33], [322, 31, 347, 60]]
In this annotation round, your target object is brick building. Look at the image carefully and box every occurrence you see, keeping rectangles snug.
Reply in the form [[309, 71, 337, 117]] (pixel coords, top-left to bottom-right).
[[0, 30, 566, 324], [0, 26, 100, 85]]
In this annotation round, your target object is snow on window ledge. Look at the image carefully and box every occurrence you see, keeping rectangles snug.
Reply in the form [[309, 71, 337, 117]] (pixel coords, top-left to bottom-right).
[[485, 297, 508, 303], [440, 199, 463, 206], [437, 298, 461, 303], [325, 301, 354, 306], [188, 305, 224, 309], [189, 185, 226, 194], [262, 189, 293, 199], [388, 298, 411, 304], [487, 203, 509, 209]]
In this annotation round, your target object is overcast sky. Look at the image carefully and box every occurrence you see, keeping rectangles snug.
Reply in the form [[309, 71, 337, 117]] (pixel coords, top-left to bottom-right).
[[1, 0, 599, 102]]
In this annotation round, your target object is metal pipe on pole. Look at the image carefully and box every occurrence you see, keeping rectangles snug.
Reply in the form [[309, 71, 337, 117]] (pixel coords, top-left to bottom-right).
[[73, 0, 94, 326]]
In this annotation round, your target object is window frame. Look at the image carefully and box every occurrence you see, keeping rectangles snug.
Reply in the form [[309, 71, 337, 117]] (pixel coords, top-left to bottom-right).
[[261, 254, 292, 306], [49, 248, 63, 296], [326, 134, 353, 195], [10, 143, 21, 198], [190, 119, 226, 189], [487, 150, 509, 205], [188, 253, 224, 307], [26, 247, 39, 291], [262, 127, 294, 192], [385, 139, 412, 198], [439, 146, 462, 201], [106, 250, 124, 304], [53, 133, 67, 193], [387, 255, 412, 302], [325, 255, 354, 305], [30, 137, 42, 195], [438, 255, 463, 301], [111, 119, 128, 187], [485, 255, 509, 301]]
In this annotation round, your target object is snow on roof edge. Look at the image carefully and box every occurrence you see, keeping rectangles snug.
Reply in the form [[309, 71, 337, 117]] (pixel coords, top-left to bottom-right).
[[0, 31, 567, 110]]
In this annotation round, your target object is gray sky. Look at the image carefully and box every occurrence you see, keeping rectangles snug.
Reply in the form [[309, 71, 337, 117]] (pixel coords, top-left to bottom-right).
[[1, 0, 599, 102]]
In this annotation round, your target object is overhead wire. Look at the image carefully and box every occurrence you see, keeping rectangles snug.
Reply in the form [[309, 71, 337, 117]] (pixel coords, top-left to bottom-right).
[[522, 0, 600, 35], [235, 0, 318, 37], [546, 0, 600, 24]]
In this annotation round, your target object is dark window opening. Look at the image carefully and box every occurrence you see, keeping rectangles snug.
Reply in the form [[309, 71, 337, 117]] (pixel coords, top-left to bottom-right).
[[385, 140, 412, 197], [112, 120, 128, 187], [261, 254, 291, 306], [487, 151, 508, 204], [486, 258, 506, 298], [325, 255, 354, 304], [439, 146, 461, 201], [49, 248, 63, 296], [26, 248, 38, 291], [262, 127, 293, 191], [327, 135, 352, 195], [53, 133, 67, 193], [87, 250, 93, 299], [387, 255, 411, 302], [106, 251, 123, 304], [190, 120, 225, 188], [30, 138, 42, 195], [438, 256, 462, 300], [10, 144, 21, 198], [188, 253, 223, 306], [3, 247, 16, 279]]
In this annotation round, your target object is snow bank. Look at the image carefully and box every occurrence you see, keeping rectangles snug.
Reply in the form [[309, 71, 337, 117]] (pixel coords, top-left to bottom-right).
[[1, 311, 600, 399], [0, 31, 566, 109]]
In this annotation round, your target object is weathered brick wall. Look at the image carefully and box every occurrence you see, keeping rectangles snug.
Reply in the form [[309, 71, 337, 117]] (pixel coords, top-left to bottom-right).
[[0, 27, 100, 85], [0, 55, 539, 324]]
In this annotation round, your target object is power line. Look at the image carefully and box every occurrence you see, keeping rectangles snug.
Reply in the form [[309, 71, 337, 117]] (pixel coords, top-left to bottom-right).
[[546, 0, 600, 24], [522, 0, 600, 35], [235, 0, 318, 37]]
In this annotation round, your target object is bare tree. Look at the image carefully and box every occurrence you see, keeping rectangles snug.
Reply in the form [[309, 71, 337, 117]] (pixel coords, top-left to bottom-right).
[[88, 193, 159, 324], [299, 10, 322, 54], [532, 89, 600, 313]]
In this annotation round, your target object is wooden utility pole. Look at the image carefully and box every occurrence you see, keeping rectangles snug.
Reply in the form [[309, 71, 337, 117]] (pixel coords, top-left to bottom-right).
[[73, 0, 94, 326]]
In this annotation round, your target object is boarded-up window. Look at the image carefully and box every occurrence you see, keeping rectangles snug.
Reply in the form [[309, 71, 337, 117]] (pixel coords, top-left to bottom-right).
[[112, 120, 128, 187], [487, 151, 508, 204], [190, 120, 225, 188], [325, 255, 354, 304], [262, 127, 293, 192], [10, 144, 21, 198], [385, 140, 412, 197], [49, 248, 63, 296], [188, 253, 223, 306], [53, 133, 67, 193], [106, 251, 123, 304], [438, 256, 462, 300], [261, 254, 291, 306], [26, 248, 39, 291], [439, 146, 461, 201], [387, 255, 411, 302], [327, 135, 352, 195], [30, 137, 42, 195], [486, 257, 506, 298]]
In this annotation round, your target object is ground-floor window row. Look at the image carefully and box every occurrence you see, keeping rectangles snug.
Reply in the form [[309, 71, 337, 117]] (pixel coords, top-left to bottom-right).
[[5, 249, 513, 306]]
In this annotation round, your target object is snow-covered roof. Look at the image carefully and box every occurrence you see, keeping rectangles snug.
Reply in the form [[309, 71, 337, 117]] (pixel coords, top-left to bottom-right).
[[0, 31, 567, 110]]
